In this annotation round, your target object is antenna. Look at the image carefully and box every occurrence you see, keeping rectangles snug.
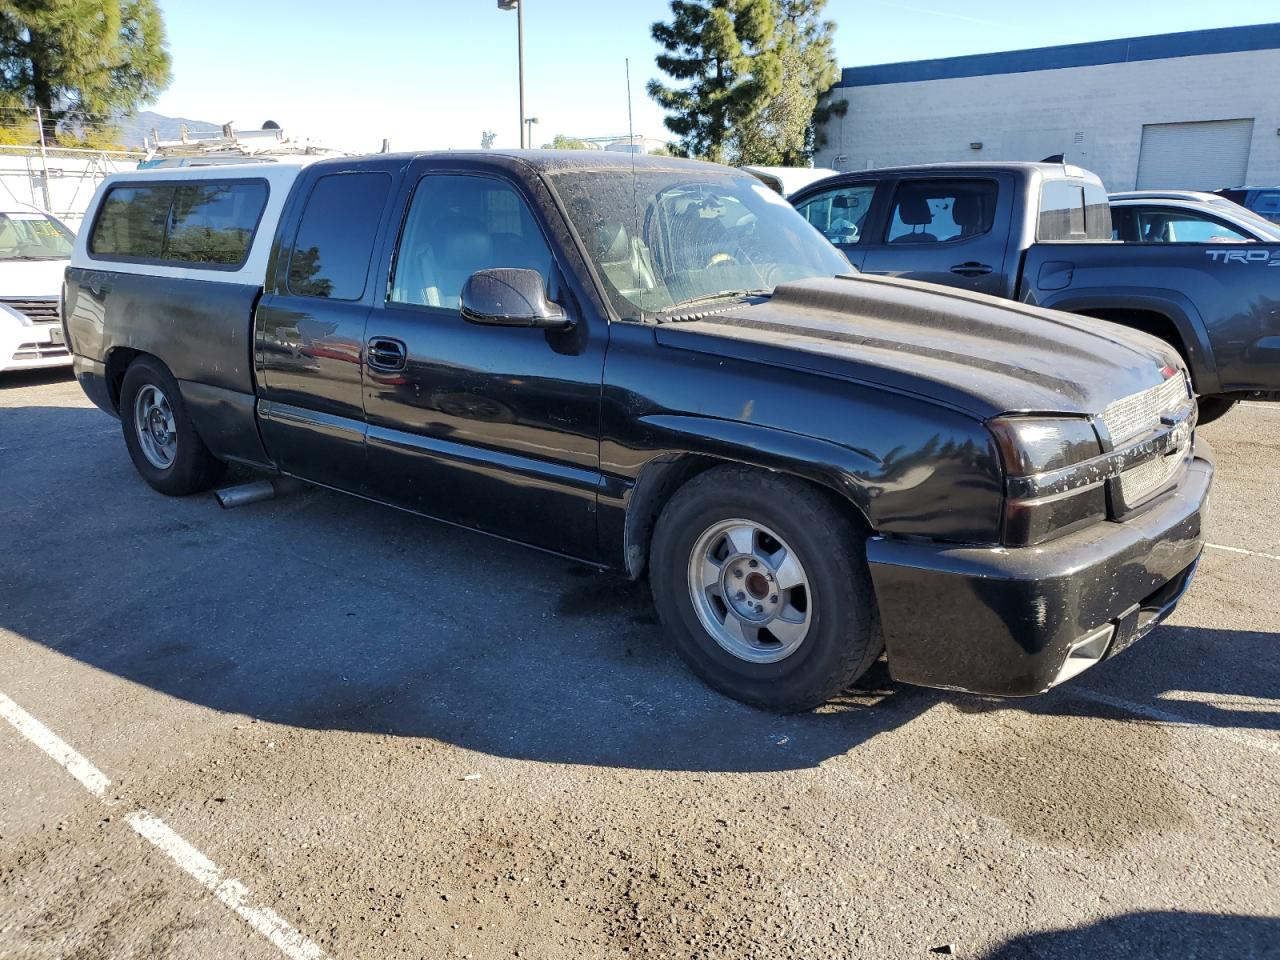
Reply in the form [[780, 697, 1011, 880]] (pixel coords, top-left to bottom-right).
[[625, 58, 636, 151], [625, 57, 643, 314]]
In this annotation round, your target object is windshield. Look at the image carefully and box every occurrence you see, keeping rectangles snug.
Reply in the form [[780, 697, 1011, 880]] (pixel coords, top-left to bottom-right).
[[0, 211, 74, 260], [547, 168, 850, 319]]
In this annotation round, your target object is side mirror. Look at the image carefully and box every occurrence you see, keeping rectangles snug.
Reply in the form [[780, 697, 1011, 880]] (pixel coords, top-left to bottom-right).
[[460, 268, 571, 329]]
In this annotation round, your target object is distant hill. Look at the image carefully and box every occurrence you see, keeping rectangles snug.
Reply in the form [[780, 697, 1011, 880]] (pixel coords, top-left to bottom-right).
[[113, 110, 223, 148]]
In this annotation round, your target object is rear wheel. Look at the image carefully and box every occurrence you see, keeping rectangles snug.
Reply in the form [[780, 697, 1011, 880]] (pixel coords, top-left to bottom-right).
[[650, 465, 882, 711], [1195, 394, 1237, 425], [120, 357, 225, 495]]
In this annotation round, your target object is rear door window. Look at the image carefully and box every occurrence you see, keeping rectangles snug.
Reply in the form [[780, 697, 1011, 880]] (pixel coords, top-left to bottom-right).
[[287, 172, 392, 300], [883, 179, 997, 244], [89, 180, 268, 267], [794, 183, 877, 245]]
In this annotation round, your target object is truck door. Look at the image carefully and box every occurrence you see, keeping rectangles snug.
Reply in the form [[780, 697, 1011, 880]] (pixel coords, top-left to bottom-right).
[[791, 179, 883, 271], [359, 163, 606, 560], [254, 165, 400, 492], [859, 176, 1013, 296]]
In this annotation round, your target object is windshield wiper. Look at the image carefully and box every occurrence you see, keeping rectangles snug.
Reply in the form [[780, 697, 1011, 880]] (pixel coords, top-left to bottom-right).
[[659, 288, 773, 315]]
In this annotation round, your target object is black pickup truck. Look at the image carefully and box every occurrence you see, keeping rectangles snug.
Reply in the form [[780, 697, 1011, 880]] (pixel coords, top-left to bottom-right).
[[791, 162, 1280, 422], [65, 152, 1212, 710]]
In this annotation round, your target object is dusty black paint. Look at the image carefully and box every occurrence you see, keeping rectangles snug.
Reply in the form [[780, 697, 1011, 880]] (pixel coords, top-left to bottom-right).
[[65, 150, 1215, 698]]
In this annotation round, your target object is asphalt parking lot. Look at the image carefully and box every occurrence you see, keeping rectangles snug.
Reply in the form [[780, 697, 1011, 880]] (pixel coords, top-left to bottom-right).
[[1, 368, 1277, 960]]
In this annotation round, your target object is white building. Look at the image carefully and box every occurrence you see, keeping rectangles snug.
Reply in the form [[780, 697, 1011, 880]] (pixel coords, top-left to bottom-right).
[[815, 23, 1280, 191]]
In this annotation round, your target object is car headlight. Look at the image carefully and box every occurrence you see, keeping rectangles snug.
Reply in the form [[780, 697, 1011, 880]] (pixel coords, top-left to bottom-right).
[[989, 416, 1106, 546]]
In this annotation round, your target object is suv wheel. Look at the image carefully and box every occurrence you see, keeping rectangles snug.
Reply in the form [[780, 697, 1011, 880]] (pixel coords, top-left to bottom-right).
[[650, 465, 882, 711]]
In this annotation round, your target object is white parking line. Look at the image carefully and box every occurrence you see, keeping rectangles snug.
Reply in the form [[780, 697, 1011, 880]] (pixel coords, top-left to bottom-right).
[[0, 690, 330, 960], [1207, 542, 1280, 563], [0, 692, 111, 797], [127, 811, 328, 960], [1066, 687, 1280, 755]]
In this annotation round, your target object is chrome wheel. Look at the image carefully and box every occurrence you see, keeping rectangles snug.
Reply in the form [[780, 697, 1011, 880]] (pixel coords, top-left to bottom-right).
[[686, 518, 812, 664], [133, 383, 177, 470]]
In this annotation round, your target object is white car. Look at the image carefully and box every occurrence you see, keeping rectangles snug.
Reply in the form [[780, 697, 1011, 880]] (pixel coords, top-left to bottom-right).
[[0, 203, 76, 373], [1108, 191, 1280, 243]]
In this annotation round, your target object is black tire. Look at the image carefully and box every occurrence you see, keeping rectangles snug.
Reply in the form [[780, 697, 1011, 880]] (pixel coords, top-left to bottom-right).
[[119, 356, 225, 495], [650, 465, 883, 712], [1196, 394, 1237, 426]]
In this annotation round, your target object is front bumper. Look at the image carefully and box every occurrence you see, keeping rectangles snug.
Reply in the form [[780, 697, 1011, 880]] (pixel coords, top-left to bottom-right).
[[867, 441, 1214, 696], [0, 321, 71, 372]]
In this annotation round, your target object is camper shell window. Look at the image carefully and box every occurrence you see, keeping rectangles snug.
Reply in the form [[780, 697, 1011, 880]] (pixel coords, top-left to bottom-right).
[[88, 178, 269, 269]]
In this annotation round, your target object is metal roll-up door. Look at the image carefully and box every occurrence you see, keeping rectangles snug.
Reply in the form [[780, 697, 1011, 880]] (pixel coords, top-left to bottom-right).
[[1135, 118, 1254, 190]]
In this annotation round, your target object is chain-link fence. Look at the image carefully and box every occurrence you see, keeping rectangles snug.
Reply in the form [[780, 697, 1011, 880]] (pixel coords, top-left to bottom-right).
[[0, 107, 147, 225]]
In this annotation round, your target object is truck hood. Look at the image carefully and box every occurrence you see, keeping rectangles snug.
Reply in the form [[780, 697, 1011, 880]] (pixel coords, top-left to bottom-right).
[[654, 275, 1182, 420], [0, 258, 67, 300]]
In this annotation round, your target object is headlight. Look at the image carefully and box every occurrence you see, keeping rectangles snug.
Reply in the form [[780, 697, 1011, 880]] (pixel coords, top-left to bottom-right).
[[989, 416, 1105, 546]]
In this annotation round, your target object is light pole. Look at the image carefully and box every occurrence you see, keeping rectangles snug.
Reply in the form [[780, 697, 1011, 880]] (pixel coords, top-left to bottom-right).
[[497, 0, 525, 148], [524, 117, 539, 148]]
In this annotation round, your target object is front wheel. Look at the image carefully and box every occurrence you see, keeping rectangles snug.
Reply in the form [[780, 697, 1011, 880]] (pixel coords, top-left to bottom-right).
[[650, 465, 883, 711], [119, 357, 225, 495]]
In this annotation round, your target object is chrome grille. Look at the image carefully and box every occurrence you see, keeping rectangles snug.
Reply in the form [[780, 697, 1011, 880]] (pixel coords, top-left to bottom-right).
[[1119, 443, 1186, 505], [1, 297, 60, 324], [1102, 372, 1194, 509], [1100, 373, 1189, 445]]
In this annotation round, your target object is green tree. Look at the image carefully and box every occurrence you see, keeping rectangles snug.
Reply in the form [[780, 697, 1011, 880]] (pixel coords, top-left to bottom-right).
[[733, 0, 846, 165], [0, 0, 171, 144], [541, 133, 593, 150], [480, 130, 497, 149], [647, 0, 782, 163]]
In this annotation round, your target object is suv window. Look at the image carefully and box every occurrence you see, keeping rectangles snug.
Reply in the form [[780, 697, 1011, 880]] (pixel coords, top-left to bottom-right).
[[795, 184, 876, 245], [90, 179, 268, 268], [390, 174, 553, 309], [1130, 207, 1250, 243], [884, 179, 997, 244], [287, 172, 391, 300], [1250, 191, 1280, 216]]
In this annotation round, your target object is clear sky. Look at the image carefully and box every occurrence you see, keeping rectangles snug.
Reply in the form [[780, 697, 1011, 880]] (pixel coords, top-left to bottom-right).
[[149, 0, 1279, 153]]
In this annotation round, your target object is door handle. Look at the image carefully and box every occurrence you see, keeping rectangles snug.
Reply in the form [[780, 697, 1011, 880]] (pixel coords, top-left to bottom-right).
[[366, 337, 407, 371], [950, 261, 993, 277]]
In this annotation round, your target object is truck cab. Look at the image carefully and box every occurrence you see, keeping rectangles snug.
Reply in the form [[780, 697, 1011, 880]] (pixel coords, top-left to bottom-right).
[[791, 162, 1110, 299], [792, 162, 1280, 421]]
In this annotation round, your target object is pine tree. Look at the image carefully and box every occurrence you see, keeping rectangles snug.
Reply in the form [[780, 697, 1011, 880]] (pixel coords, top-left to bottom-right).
[[647, 0, 782, 163], [0, 0, 172, 144], [734, 0, 846, 165]]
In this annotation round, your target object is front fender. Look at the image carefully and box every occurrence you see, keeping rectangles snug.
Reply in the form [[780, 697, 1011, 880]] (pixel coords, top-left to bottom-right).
[[1035, 287, 1220, 395]]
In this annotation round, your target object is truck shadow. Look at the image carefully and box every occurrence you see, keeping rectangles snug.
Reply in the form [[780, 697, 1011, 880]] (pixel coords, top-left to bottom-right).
[[2, 404, 1275, 774], [2, 404, 939, 774], [974, 911, 1279, 959]]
